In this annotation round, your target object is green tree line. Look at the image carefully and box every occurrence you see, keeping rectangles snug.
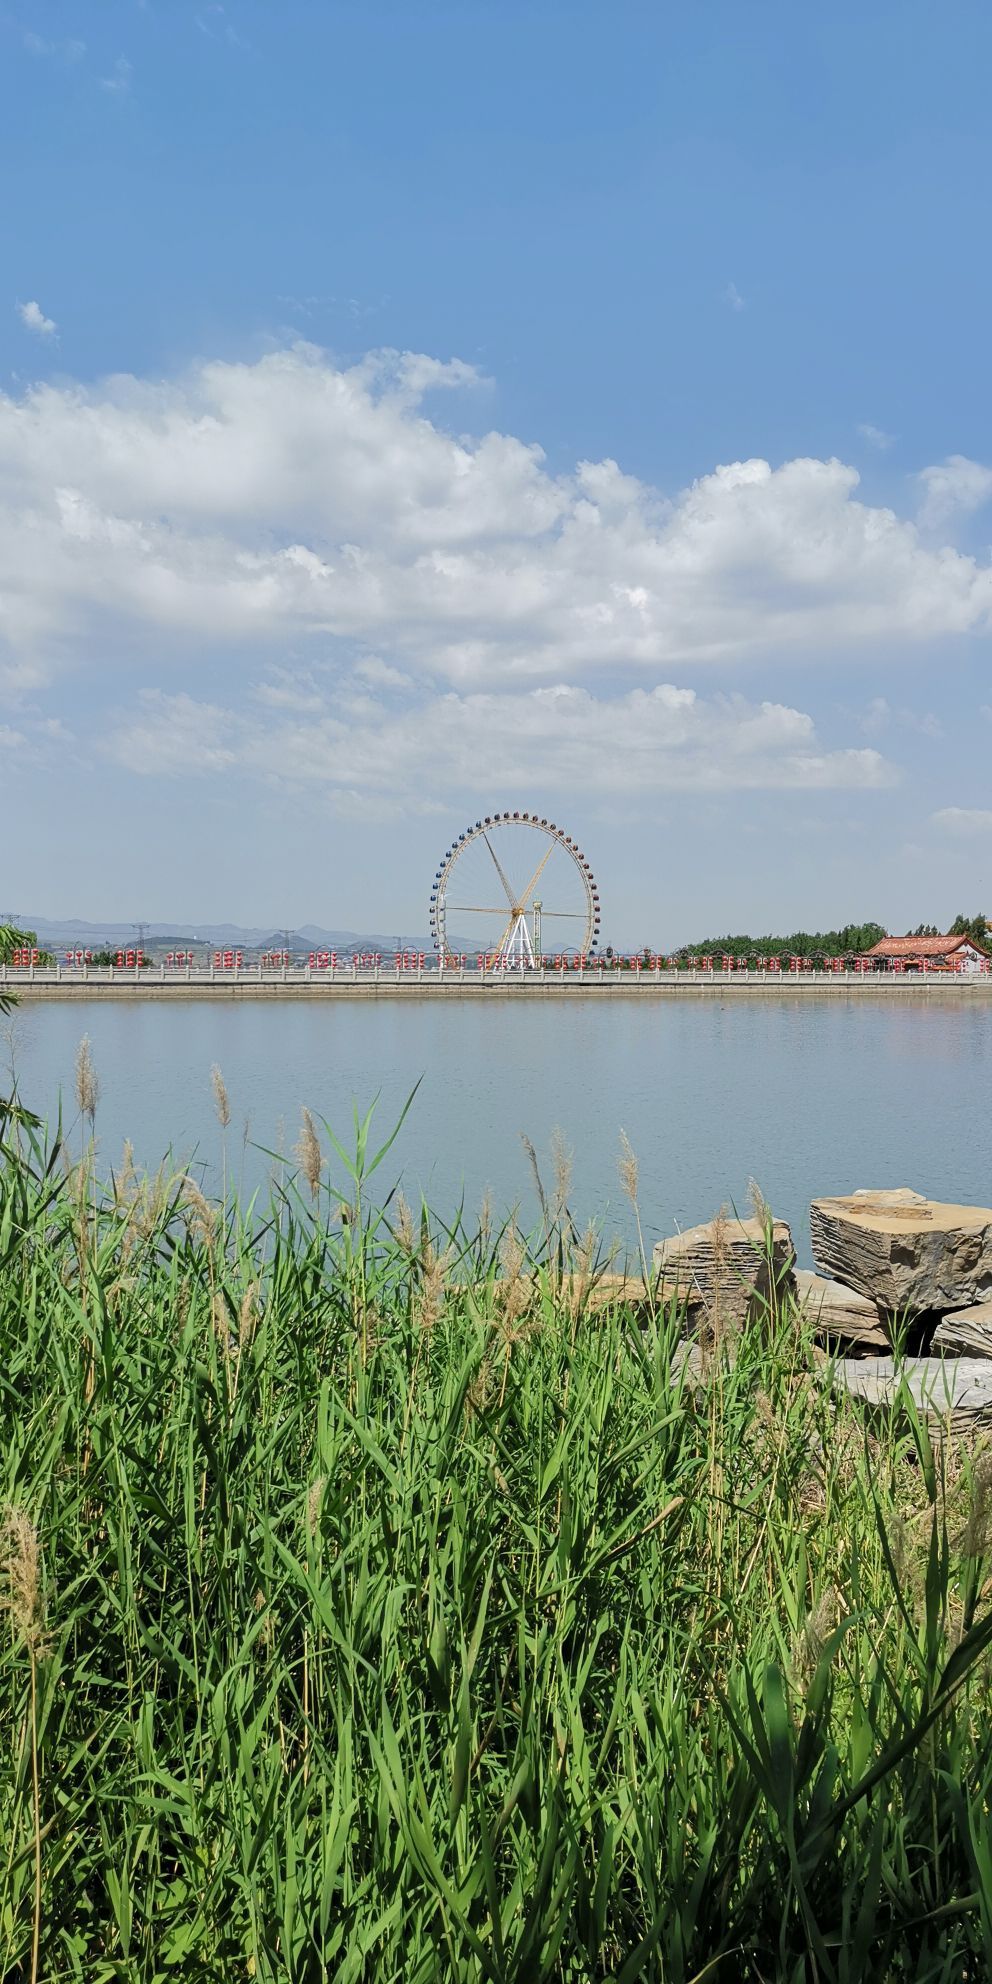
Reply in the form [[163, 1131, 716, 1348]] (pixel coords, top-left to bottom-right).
[[671, 921, 887, 963], [669, 912, 990, 965]]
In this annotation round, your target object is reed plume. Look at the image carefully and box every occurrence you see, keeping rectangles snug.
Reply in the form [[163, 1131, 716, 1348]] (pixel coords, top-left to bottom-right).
[[181, 1177, 216, 1247], [75, 1034, 99, 1128], [211, 1064, 231, 1131], [479, 1185, 493, 1254], [2, 1505, 45, 1650], [393, 1192, 416, 1254], [520, 1134, 548, 1235], [747, 1176, 772, 1229], [113, 1139, 137, 1208], [307, 1474, 328, 1540], [416, 1237, 451, 1331], [550, 1128, 574, 1253], [498, 1221, 529, 1325], [618, 1130, 639, 1208], [294, 1108, 323, 1201], [238, 1279, 260, 1351]]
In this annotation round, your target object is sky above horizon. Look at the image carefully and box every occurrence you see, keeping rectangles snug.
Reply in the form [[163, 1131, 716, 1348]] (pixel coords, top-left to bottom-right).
[[3, 0, 992, 946]]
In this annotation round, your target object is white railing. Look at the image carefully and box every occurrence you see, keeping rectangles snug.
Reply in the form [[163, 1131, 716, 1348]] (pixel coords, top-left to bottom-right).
[[2, 963, 989, 990]]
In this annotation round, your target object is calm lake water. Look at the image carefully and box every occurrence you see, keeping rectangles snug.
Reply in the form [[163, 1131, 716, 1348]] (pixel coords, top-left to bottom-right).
[[4, 995, 990, 1265]]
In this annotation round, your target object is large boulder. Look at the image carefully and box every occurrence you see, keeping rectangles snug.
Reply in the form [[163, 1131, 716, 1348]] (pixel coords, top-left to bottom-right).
[[810, 1190, 992, 1316], [794, 1268, 889, 1349], [932, 1302, 992, 1358], [654, 1213, 795, 1327], [832, 1355, 992, 1432]]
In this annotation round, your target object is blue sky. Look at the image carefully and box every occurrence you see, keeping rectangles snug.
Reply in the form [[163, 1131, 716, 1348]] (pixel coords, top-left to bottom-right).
[[3, 0, 992, 943]]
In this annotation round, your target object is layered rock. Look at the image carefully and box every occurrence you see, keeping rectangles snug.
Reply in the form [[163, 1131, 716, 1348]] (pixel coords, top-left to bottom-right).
[[932, 1302, 992, 1358], [654, 1213, 795, 1327], [832, 1355, 992, 1432], [794, 1268, 889, 1349], [810, 1190, 992, 1316]]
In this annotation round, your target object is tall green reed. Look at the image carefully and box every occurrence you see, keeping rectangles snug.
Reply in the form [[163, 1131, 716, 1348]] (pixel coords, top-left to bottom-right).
[[2, 1111, 992, 1980]]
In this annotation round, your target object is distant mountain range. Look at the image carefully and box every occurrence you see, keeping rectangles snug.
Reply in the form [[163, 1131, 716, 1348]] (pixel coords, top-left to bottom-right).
[[24, 915, 435, 956]]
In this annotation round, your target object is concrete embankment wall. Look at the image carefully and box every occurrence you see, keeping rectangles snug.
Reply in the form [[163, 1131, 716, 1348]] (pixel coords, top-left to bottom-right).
[[7, 970, 992, 1003]]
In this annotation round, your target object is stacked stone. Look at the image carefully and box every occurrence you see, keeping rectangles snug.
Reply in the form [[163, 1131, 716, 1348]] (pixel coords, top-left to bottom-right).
[[653, 1214, 796, 1329], [652, 1187, 992, 1427], [807, 1189, 992, 1428]]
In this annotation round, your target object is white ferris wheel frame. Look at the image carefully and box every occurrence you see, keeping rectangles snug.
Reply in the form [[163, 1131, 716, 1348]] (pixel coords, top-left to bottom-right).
[[430, 812, 601, 969]]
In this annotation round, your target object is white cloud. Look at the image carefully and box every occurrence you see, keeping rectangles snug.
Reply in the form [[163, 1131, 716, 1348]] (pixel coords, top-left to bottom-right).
[[917, 455, 992, 531], [723, 282, 746, 313], [907, 710, 942, 738], [860, 696, 890, 735], [195, 4, 250, 49], [100, 56, 132, 94], [105, 692, 236, 774], [860, 696, 941, 739], [353, 656, 414, 690], [2, 342, 992, 699], [858, 423, 894, 451], [932, 807, 992, 837], [23, 32, 85, 60], [252, 667, 326, 713], [105, 679, 896, 812], [17, 299, 57, 338]]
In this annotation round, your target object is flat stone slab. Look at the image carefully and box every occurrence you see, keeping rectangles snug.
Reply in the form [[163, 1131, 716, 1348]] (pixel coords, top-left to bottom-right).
[[810, 1189, 992, 1315], [832, 1355, 992, 1430], [794, 1268, 889, 1348], [654, 1214, 795, 1325], [932, 1302, 992, 1358]]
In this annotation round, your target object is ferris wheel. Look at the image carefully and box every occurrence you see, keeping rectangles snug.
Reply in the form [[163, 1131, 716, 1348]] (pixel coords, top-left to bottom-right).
[[430, 812, 600, 968]]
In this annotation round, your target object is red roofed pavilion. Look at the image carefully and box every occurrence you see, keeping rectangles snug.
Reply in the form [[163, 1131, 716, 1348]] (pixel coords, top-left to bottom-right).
[[865, 933, 990, 972]]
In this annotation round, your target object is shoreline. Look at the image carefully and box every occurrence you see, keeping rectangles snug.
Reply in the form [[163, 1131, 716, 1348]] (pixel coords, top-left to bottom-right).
[[7, 968, 992, 1002]]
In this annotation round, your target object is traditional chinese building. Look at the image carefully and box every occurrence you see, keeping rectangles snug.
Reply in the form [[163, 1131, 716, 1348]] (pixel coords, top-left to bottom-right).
[[864, 933, 991, 972]]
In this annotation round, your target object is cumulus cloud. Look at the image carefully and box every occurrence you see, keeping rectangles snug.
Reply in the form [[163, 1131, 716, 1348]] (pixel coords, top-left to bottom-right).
[[917, 455, 992, 531], [104, 678, 895, 809], [1, 339, 990, 815], [932, 807, 992, 837], [17, 299, 56, 338], [1, 342, 992, 699]]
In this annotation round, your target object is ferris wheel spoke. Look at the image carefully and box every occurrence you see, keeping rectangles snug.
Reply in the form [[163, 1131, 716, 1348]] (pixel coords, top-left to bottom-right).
[[443, 905, 510, 915], [536, 910, 586, 919], [491, 908, 519, 958], [516, 841, 556, 911], [482, 834, 518, 910]]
